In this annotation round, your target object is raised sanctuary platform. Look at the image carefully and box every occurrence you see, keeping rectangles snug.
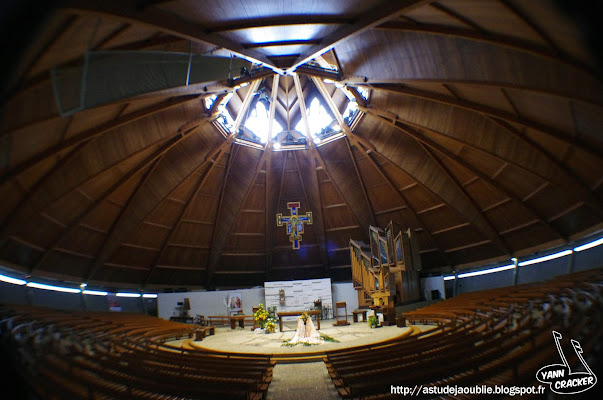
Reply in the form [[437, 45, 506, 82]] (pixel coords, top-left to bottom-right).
[[168, 318, 433, 360]]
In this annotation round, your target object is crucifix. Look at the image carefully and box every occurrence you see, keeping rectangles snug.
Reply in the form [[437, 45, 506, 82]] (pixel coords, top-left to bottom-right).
[[276, 202, 313, 249]]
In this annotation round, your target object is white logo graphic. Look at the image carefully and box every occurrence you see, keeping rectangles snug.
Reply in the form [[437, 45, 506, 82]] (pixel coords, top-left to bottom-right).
[[536, 331, 597, 394]]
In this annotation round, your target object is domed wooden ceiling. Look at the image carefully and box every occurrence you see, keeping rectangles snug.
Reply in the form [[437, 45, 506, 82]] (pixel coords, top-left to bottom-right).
[[1, 0, 602, 288]]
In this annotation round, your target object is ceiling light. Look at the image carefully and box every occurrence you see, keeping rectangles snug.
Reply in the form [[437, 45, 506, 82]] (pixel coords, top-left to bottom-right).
[[26, 282, 81, 293], [83, 290, 108, 296], [142, 293, 158, 298], [116, 292, 141, 298], [517, 250, 573, 267], [0, 274, 27, 285], [574, 237, 603, 252], [273, 142, 281, 149]]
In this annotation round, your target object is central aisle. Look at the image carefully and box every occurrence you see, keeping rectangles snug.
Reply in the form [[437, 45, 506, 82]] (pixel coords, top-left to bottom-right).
[[266, 361, 340, 400]]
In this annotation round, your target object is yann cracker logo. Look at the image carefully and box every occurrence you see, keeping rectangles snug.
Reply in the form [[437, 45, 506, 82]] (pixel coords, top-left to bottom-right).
[[536, 331, 597, 395]]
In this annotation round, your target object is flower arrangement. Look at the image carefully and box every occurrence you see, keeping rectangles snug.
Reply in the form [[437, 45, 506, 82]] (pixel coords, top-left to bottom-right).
[[254, 303, 269, 329], [265, 317, 277, 333], [368, 315, 378, 328], [301, 311, 310, 324]]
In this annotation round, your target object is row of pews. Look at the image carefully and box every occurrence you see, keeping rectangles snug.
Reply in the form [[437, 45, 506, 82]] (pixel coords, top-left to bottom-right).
[[0, 305, 274, 399], [325, 268, 602, 399]]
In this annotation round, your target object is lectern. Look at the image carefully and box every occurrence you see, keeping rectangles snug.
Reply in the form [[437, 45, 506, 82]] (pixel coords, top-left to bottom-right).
[[333, 302, 350, 326]]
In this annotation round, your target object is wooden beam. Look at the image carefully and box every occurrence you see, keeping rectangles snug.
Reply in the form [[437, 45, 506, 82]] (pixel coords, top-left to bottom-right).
[[232, 79, 262, 134], [265, 74, 279, 276], [57, 0, 277, 69], [207, 15, 352, 33], [430, 2, 486, 32], [287, 0, 431, 73]]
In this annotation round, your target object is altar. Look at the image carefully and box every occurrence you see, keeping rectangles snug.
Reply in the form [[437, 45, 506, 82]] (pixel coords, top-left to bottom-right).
[[277, 310, 321, 331]]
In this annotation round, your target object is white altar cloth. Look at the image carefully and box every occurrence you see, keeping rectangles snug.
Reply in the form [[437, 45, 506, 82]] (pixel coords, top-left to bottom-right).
[[289, 315, 322, 344]]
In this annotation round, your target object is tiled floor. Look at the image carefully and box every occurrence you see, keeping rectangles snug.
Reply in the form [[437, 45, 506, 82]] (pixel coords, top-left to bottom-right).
[[266, 361, 340, 400]]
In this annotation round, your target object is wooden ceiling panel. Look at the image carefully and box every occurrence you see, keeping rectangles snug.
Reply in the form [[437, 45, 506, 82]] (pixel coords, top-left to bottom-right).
[[571, 101, 603, 146], [447, 83, 515, 114], [445, 242, 502, 266], [79, 201, 122, 233], [110, 245, 156, 268], [565, 148, 603, 189], [44, 190, 95, 226], [485, 200, 538, 234], [1, 81, 58, 133], [223, 235, 266, 252], [158, 246, 205, 268], [418, 204, 467, 233], [87, 19, 161, 51], [56, 226, 105, 256], [168, 174, 198, 203], [526, 184, 583, 222], [183, 194, 220, 221], [93, 266, 149, 284], [146, 199, 184, 227], [435, 0, 545, 43], [434, 224, 487, 251], [462, 179, 507, 211], [367, 183, 403, 212], [514, 0, 595, 64], [503, 222, 560, 251], [12, 216, 64, 249], [404, 3, 474, 29], [402, 184, 443, 212], [231, 211, 265, 234], [169, 221, 214, 246], [124, 223, 168, 250], [5, 118, 68, 169], [550, 203, 601, 238], [505, 89, 575, 136], [456, 146, 505, 179], [37, 251, 90, 278], [494, 164, 547, 200], [158, 0, 379, 26]]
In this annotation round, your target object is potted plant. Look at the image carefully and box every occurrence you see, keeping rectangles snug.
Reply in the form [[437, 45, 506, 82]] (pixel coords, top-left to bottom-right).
[[368, 315, 378, 328]]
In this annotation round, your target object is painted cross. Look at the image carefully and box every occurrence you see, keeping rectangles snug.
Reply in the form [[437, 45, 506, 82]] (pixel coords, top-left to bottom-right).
[[276, 202, 313, 249]]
